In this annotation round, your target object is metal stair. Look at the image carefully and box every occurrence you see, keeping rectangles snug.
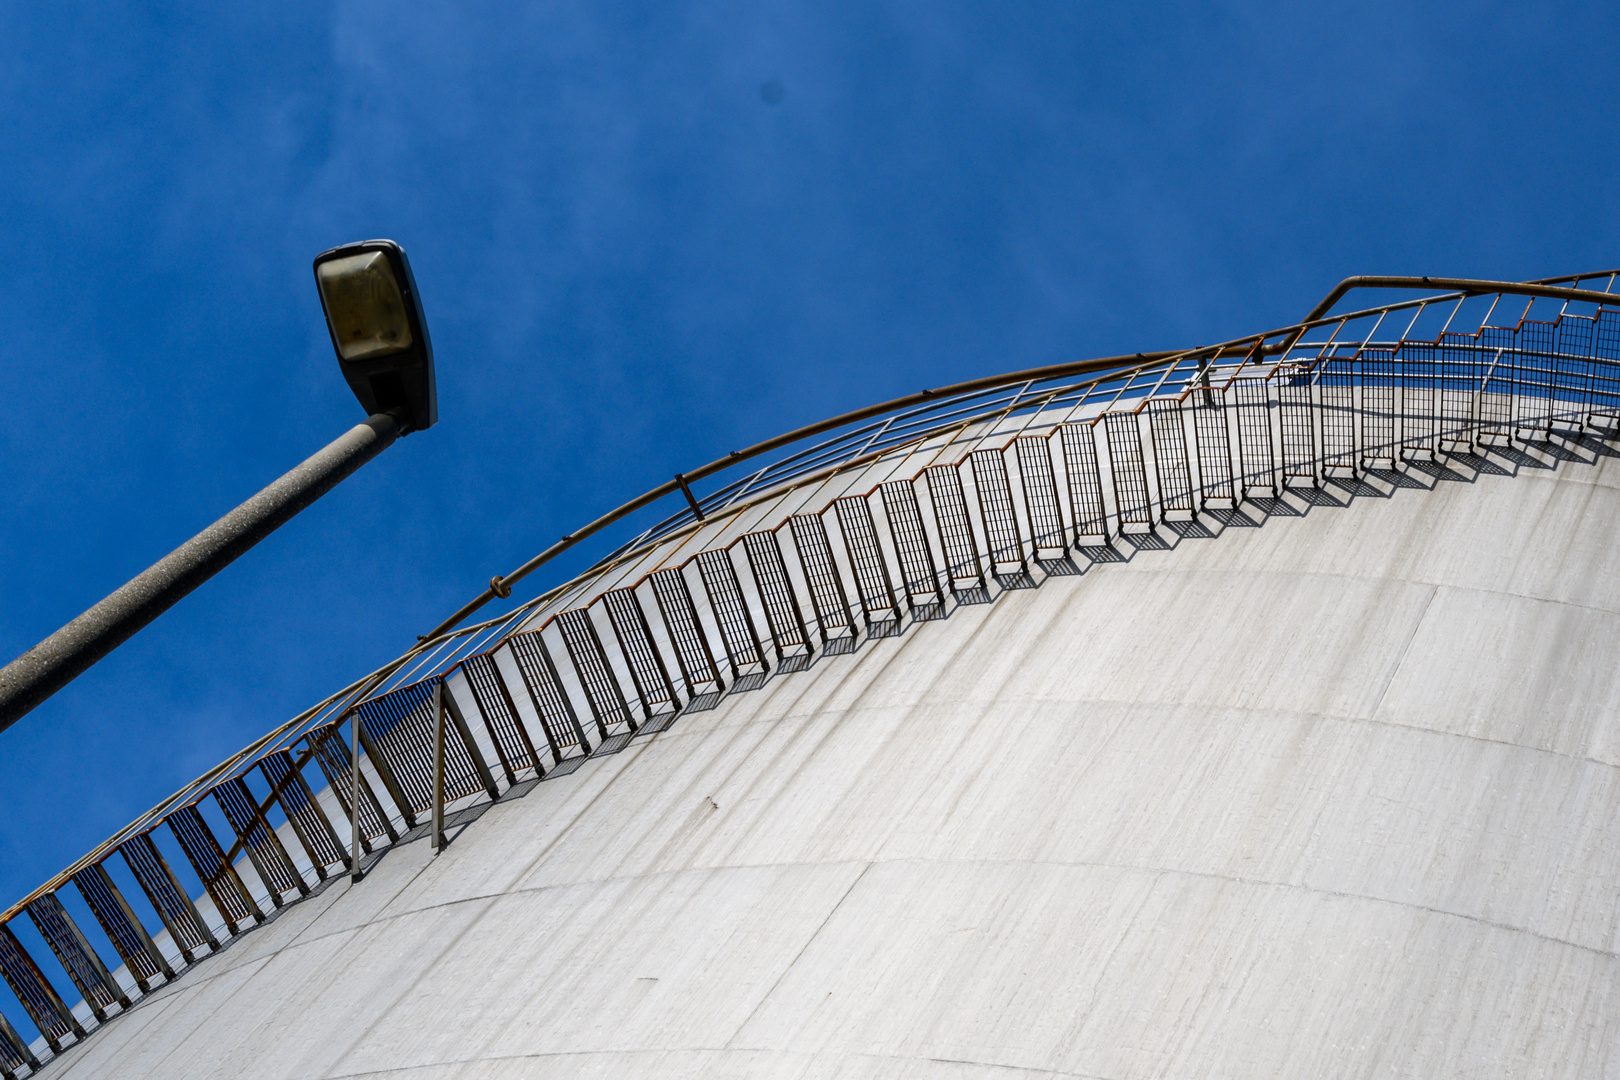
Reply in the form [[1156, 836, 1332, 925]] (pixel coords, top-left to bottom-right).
[[4, 270, 1620, 1076]]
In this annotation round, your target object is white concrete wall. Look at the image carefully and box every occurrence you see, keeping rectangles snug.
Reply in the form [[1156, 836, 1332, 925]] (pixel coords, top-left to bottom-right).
[[43, 439, 1620, 1079]]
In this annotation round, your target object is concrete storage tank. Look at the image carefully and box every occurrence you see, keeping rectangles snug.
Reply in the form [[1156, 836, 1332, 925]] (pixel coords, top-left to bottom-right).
[[5, 273, 1620, 1079]]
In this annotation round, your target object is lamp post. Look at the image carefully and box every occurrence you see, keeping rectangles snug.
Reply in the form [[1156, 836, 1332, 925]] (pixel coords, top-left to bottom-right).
[[0, 239, 437, 735]]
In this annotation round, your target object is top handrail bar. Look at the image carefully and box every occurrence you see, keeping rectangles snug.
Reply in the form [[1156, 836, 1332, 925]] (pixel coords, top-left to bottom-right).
[[422, 272, 1620, 642], [1302, 273, 1620, 324]]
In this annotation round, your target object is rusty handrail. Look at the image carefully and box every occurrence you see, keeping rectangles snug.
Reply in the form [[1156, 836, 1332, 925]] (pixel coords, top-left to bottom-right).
[[422, 271, 1620, 641]]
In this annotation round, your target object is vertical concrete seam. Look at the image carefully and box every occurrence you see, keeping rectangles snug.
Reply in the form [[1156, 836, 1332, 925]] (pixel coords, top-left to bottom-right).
[[723, 860, 873, 1048], [1366, 584, 1440, 722]]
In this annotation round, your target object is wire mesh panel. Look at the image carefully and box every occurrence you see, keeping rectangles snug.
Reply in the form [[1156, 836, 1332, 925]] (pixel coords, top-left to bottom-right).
[[169, 804, 261, 933], [0, 923, 82, 1050], [1437, 333, 1478, 446], [1058, 423, 1109, 540], [259, 751, 349, 877], [556, 608, 638, 738], [1399, 342, 1438, 456], [969, 449, 1027, 575], [1593, 310, 1620, 420], [72, 862, 172, 992], [1014, 436, 1065, 554], [1146, 399, 1194, 515], [25, 893, 127, 1021], [461, 653, 543, 783], [505, 633, 592, 759], [648, 568, 726, 701], [1516, 320, 1557, 434], [1318, 356, 1356, 470], [878, 481, 945, 614], [1556, 313, 1596, 427], [924, 465, 986, 593], [24, 894, 124, 1022], [1231, 377, 1275, 494], [356, 678, 488, 823], [1102, 412, 1152, 528], [1359, 350, 1398, 462], [119, 832, 216, 961], [1476, 327, 1516, 438], [740, 530, 815, 662], [1277, 375, 1316, 483], [1190, 392, 1236, 503], [307, 722, 395, 850], [214, 777, 306, 904], [0, 1006, 38, 1076], [603, 587, 683, 721], [833, 496, 903, 633], [787, 513, 859, 648], [695, 548, 772, 679]]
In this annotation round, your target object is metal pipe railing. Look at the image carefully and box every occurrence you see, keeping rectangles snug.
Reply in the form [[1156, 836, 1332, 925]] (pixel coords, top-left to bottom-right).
[[6, 271, 1620, 1073]]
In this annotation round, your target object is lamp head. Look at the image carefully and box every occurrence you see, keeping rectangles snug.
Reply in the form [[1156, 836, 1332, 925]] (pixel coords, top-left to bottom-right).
[[313, 239, 436, 433]]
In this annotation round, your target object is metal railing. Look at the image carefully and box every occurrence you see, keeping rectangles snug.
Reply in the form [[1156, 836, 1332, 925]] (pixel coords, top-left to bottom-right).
[[3, 269, 1618, 1075]]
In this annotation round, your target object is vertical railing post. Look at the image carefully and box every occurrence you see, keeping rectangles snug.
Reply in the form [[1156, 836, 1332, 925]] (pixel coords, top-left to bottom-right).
[[432, 680, 446, 852], [348, 708, 362, 883]]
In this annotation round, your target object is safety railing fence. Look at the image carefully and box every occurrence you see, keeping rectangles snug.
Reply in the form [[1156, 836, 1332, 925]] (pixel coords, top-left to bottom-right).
[[4, 274, 1619, 1075]]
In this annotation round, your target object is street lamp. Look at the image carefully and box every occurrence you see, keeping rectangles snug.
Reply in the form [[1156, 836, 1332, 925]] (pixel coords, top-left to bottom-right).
[[0, 239, 438, 735], [314, 239, 437, 433]]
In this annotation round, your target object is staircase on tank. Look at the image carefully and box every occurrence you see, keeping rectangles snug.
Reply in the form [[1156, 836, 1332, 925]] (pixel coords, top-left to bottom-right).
[[4, 275, 1620, 1077]]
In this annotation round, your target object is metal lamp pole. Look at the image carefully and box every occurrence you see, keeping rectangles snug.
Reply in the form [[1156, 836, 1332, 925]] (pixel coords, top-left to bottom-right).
[[0, 414, 404, 732], [0, 238, 438, 736]]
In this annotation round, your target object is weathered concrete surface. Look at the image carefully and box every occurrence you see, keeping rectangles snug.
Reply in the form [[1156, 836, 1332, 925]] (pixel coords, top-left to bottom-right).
[[46, 443, 1620, 1078]]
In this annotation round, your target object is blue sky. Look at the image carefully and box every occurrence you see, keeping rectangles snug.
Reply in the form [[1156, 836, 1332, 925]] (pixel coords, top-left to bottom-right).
[[2, 0, 1618, 917]]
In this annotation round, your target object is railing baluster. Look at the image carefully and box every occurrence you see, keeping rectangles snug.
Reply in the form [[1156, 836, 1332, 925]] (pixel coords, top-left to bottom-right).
[[695, 549, 773, 682], [1059, 423, 1109, 542], [603, 587, 684, 725], [0, 1004, 40, 1077], [1013, 435, 1065, 558], [1516, 320, 1556, 435], [506, 632, 594, 758], [213, 778, 307, 908], [168, 804, 262, 934], [787, 513, 859, 652], [925, 464, 987, 596], [355, 678, 497, 826], [1232, 377, 1276, 496], [1191, 386, 1237, 506], [72, 862, 173, 992], [1278, 375, 1317, 485], [1102, 412, 1153, 531], [1147, 399, 1194, 518], [878, 480, 946, 618], [120, 832, 217, 962], [24, 893, 128, 1021], [1438, 332, 1477, 448], [1555, 312, 1596, 429], [1320, 356, 1356, 470], [260, 750, 350, 877], [308, 724, 397, 848], [1399, 340, 1438, 457], [740, 530, 817, 667], [1591, 310, 1620, 424], [556, 607, 638, 745], [832, 496, 904, 637], [648, 568, 727, 705], [969, 448, 1029, 581], [461, 654, 545, 783], [0, 923, 83, 1051]]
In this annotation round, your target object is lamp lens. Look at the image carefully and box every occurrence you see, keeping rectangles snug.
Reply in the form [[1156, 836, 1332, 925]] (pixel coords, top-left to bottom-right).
[[316, 251, 414, 362]]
